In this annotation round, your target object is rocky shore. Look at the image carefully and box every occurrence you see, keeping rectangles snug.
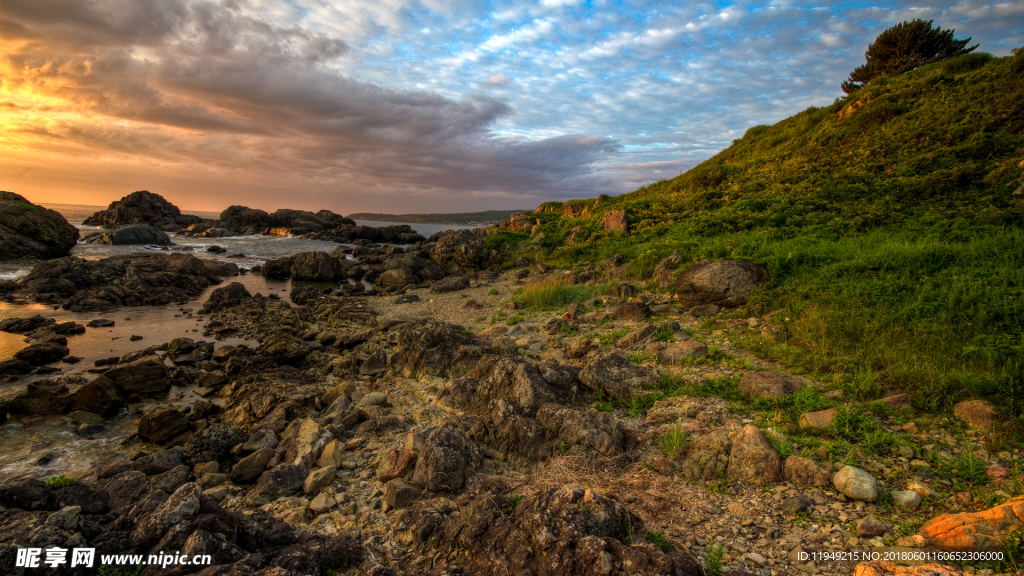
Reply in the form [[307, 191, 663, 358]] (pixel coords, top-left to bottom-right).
[[1, 239, 1019, 576]]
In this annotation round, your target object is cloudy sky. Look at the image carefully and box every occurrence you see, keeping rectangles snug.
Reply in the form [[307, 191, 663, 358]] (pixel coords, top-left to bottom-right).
[[1, 0, 1020, 214]]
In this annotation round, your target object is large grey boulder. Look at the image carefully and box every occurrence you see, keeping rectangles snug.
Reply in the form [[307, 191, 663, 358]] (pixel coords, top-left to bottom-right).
[[410, 425, 471, 492], [377, 267, 418, 290], [95, 224, 171, 245], [247, 464, 305, 506], [103, 355, 171, 395], [674, 259, 768, 308], [0, 192, 80, 260], [833, 465, 878, 501], [579, 349, 658, 401], [727, 425, 781, 484], [83, 190, 202, 231], [290, 251, 348, 281], [202, 282, 251, 312]]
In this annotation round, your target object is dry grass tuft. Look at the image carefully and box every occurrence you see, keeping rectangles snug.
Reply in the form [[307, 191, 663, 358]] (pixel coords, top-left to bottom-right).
[[473, 455, 710, 530]]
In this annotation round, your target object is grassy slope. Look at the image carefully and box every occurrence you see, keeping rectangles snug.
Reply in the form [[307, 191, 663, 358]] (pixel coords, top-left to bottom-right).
[[496, 52, 1024, 426]]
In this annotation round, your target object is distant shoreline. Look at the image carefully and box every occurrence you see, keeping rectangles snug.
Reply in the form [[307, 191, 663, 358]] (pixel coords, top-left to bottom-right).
[[347, 209, 528, 226]]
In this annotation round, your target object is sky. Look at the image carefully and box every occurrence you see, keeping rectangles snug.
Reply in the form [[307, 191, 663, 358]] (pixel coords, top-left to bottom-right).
[[1, 0, 1021, 214]]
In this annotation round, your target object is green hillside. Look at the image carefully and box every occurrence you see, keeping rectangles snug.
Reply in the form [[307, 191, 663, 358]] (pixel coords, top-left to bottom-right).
[[498, 51, 1024, 427]]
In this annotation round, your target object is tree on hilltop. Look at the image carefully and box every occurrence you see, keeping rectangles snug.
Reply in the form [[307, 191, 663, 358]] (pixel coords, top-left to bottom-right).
[[842, 19, 978, 94]]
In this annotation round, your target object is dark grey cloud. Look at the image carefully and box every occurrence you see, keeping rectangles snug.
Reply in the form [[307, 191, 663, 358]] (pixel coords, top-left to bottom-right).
[[2, 0, 620, 210]]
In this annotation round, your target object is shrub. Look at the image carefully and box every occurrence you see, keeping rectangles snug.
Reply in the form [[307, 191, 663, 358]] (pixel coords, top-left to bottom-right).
[[46, 474, 77, 488], [515, 276, 592, 308], [644, 531, 674, 553], [659, 424, 689, 459]]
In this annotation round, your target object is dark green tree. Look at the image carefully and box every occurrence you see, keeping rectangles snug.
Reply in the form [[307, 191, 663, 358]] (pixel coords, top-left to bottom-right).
[[842, 19, 978, 94]]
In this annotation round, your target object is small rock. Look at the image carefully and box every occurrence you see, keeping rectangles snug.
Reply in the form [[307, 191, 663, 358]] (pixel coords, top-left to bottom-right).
[[383, 478, 420, 509], [310, 492, 336, 515], [857, 515, 887, 538], [781, 495, 813, 516], [303, 467, 337, 495], [833, 465, 878, 502], [906, 480, 935, 499], [798, 408, 836, 430], [891, 490, 922, 510]]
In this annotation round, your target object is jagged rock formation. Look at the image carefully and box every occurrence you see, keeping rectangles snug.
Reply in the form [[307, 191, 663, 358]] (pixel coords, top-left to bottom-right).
[[0, 192, 80, 260]]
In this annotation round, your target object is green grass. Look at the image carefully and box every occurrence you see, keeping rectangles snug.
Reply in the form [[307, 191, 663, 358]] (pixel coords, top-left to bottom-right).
[[514, 275, 607, 308], [644, 531, 674, 553], [503, 495, 524, 515], [705, 543, 725, 576], [658, 424, 689, 459], [489, 51, 1024, 432], [46, 474, 77, 488], [487, 49, 1024, 432]]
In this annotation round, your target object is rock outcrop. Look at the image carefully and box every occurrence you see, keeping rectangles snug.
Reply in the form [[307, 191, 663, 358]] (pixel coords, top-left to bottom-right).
[[82, 190, 204, 231], [674, 259, 768, 308], [6, 253, 231, 311], [0, 192, 80, 260]]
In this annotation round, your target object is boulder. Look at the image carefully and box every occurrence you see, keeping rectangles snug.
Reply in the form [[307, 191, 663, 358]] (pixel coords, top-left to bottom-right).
[[906, 498, 1024, 551], [891, 490, 922, 510], [82, 190, 203, 231], [278, 418, 331, 471], [137, 407, 190, 442], [231, 448, 275, 483], [248, 464, 306, 506], [601, 209, 628, 231], [833, 465, 878, 501], [133, 448, 184, 475], [0, 315, 56, 334], [564, 336, 595, 359], [679, 430, 732, 481], [652, 251, 682, 289], [392, 484, 698, 576], [857, 515, 888, 538], [782, 456, 832, 487], [428, 228, 495, 274], [182, 424, 246, 466], [377, 267, 418, 290], [727, 424, 781, 484], [9, 379, 75, 415], [431, 276, 470, 293], [658, 341, 707, 364], [303, 467, 337, 494], [376, 449, 418, 482], [98, 224, 171, 245], [202, 282, 251, 312], [781, 495, 813, 516], [290, 251, 348, 281], [0, 359, 33, 376], [103, 355, 171, 395], [673, 259, 768, 308], [738, 371, 799, 398], [13, 342, 69, 365], [579, 350, 659, 401], [383, 478, 420, 509], [410, 425, 470, 492], [0, 192, 80, 260], [799, 408, 836, 430], [150, 465, 191, 493], [612, 302, 649, 321], [69, 375, 123, 414]]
